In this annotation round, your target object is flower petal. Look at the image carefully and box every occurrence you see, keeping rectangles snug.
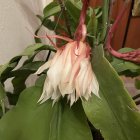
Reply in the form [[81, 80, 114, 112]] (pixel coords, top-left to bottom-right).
[[47, 53, 64, 92], [90, 72, 100, 98], [38, 77, 53, 103], [35, 60, 52, 75], [75, 58, 88, 98]]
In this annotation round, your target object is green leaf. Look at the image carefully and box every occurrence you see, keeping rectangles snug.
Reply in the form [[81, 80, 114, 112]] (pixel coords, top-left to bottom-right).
[[65, 0, 81, 25], [99, 0, 109, 42], [19, 61, 45, 72], [0, 43, 55, 83], [43, 1, 61, 18], [41, 18, 67, 32], [35, 75, 46, 87], [7, 61, 45, 105], [0, 86, 92, 140], [87, 13, 98, 37], [82, 45, 140, 140], [22, 43, 55, 56], [0, 56, 21, 77]]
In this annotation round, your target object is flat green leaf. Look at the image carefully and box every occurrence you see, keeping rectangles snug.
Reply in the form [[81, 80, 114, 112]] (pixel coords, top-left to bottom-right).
[[82, 45, 140, 140], [87, 15, 97, 37], [19, 61, 44, 72], [41, 18, 67, 32], [22, 43, 55, 56], [0, 86, 92, 140], [35, 75, 46, 87], [43, 1, 61, 18], [65, 0, 81, 24], [99, 0, 109, 42]]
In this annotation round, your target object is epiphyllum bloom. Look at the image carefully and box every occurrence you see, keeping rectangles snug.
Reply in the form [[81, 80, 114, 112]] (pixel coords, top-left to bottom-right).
[[35, 25, 99, 105]]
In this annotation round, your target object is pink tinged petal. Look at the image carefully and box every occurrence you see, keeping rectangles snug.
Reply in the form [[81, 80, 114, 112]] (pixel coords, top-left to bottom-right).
[[82, 62, 93, 95], [75, 58, 89, 98], [35, 60, 52, 75], [69, 53, 85, 86], [66, 42, 88, 94], [79, 59, 90, 95], [70, 41, 78, 65], [59, 44, 74, 95], [61, 43, 73, 81], [59, 42, 77, 95], [69, 42, 87, 83]]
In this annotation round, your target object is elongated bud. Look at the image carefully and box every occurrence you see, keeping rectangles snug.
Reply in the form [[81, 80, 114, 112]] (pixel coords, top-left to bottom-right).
[[106, 0, 140, 64]]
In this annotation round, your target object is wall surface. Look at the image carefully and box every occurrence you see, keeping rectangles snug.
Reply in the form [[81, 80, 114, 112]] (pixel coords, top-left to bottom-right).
[[0, 0, 50, 64]]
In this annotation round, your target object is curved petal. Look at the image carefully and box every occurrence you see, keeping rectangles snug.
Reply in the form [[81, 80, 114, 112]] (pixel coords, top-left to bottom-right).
[[35, 60, 52, 75], [47, 52, 64, 92], [82, 62, 92, 95], [38, 77, 53, 103], [59, 43, 74, 95], [75, 58, 89, 98], [90, 72, 100, 98]]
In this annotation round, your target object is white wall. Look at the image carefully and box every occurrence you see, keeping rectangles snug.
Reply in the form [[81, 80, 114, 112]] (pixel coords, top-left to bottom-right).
[[0, 0, 51, 64]]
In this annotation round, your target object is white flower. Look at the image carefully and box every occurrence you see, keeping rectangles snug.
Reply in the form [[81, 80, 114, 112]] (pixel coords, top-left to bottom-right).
[[36, 40, 99, 106]]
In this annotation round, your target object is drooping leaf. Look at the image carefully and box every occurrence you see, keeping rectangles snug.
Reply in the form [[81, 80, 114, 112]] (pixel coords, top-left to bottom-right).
[[0, 43, 55, 83], [0, 56, 21, 78], [82, 45, 140, 140], [12, 61, 44, 92], [5, 61, 44, 105], [0, 86, 92, 140]]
